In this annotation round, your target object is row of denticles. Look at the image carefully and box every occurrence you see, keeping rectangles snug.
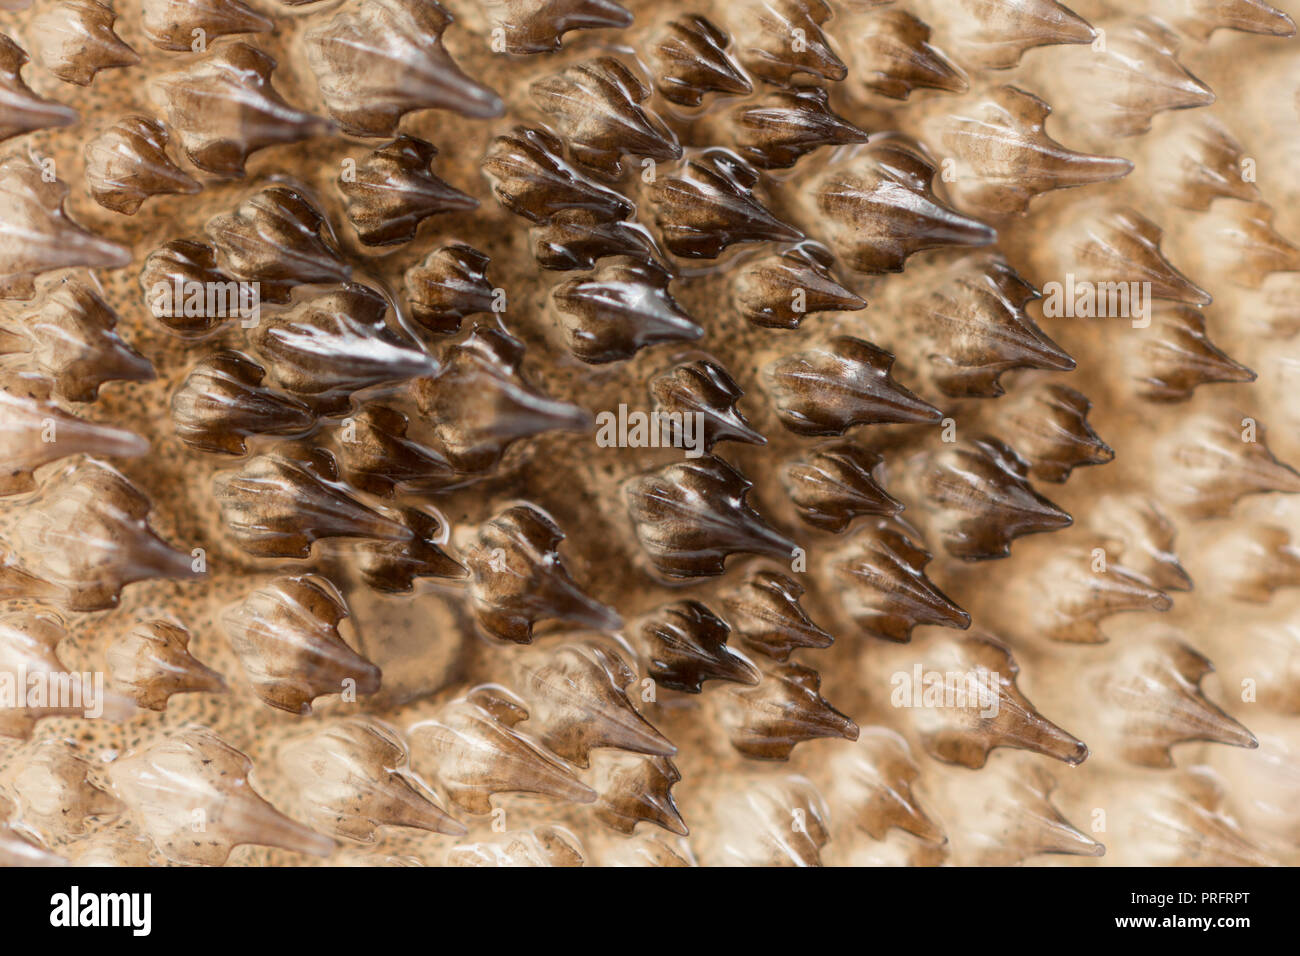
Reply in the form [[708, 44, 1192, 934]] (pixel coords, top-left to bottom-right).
[[2, 0, 1299, 864]]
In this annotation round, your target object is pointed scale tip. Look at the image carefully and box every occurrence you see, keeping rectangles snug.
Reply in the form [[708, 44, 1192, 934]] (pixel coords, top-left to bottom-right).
[[466, 504, 621, 643], [721, 662, 859, 760], [511, 642, 675, 768], [625, 455, 798, 578], [830, 518, 972, 642], [763, 336, 941, 437]]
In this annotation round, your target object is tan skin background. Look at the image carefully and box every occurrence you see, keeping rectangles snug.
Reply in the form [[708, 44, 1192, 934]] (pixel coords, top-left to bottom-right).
[[0, 0, 1297, 865]]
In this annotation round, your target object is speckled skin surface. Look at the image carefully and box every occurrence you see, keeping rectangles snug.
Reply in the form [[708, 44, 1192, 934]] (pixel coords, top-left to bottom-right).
[[0, 0, 1298, 867]]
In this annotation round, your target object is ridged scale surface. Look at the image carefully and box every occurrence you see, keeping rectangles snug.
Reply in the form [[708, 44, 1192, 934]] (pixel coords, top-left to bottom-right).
[[0, 0, 1296, 868]]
